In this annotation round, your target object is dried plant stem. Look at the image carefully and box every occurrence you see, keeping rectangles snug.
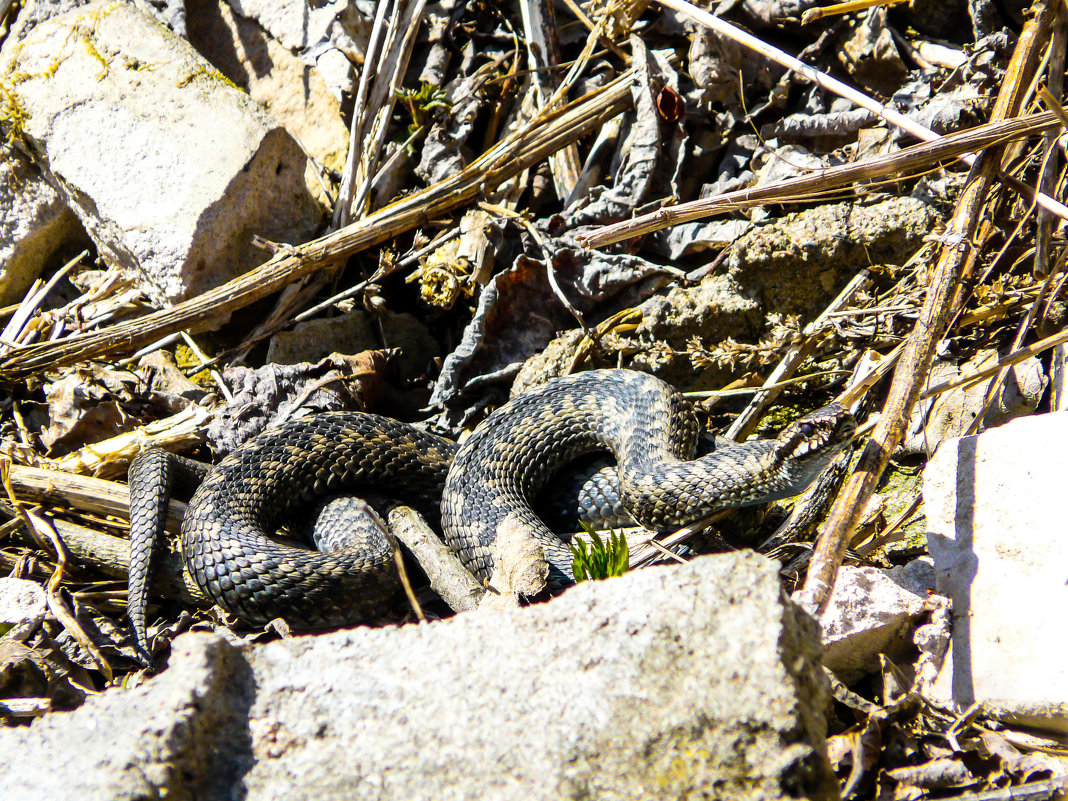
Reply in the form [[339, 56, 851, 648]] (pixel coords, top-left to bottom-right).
[[796, 0, 1056, 615], [350, 0, 428, 220], [966, 9, 1068, 434], [331, 0, 391, 230], [49, 405, 210, 479], [654, 0, 1068, 221], [7, 464, 185, 536], [801, 0, 910, 24], [724, 270, 872, 442], [0, 70, 633, 382], [520, 0, 582, 198], [579, 110, 1061, 248], [2, 461, 113, 678]]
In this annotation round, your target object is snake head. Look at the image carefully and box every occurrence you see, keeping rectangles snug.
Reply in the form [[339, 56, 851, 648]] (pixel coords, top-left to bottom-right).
[[776, 402, 857, 473]]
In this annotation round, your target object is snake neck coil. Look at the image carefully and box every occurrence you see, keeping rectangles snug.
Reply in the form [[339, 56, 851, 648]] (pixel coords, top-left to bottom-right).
[[440, 369, 856, 586]]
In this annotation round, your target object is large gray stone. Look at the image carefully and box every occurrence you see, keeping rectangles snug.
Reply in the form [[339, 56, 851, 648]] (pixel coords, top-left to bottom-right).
[[0, 553, 839, 800], [0, 150, 85, 307], [0, 577, 47, 641], [1, 634, 252, 800], [0, 1, 322, 305], [924, 412, 1068, 732]]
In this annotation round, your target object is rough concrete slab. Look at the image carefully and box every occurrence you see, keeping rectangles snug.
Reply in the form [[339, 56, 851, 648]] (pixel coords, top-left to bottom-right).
[[0, 1, 322, 306], [924, 412, 1068, 733], [1, 634, 253, 800], [0, 553, 839, 801]]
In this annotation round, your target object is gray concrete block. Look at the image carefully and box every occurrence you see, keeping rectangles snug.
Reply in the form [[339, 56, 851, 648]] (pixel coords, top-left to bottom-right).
[[924, 412, 1068, 733]]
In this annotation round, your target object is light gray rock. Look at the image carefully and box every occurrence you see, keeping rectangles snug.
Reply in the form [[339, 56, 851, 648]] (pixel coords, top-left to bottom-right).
[[819, 565, 932, 683], [186, 0, 350, 175], [0, 1, 322, 306], [2, 633, 252, 800], [223, 0, 369, 99], [0, 577, 48, 641], [924, 412, 1068, 733], [0, 553, 839, 801], [0, 150, 85, 306]]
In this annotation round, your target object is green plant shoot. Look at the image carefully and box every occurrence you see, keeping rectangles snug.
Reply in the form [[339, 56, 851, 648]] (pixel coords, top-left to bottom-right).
[[570, 524, 629, 582]]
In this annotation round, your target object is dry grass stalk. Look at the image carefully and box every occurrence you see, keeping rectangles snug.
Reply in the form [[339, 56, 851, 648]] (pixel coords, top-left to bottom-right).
[[800, 0, 910, 25], [2, 461, 113, 678], [919, 325, 1068, 402], [965, 11, 1068, 436], [796, 0, 1058, 615], [331, 0, 391, 230], [579, 110, 1062, 248], [656, 0, 1068, 221], [349, 0, 428, 222], [521, 0, 582, 198], [49, 405, 210, 479], [0, 69, 634, 381]]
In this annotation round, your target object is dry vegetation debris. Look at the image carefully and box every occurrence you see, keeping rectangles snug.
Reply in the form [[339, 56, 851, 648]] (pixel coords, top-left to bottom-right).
[[1, 0, 1067, 796]]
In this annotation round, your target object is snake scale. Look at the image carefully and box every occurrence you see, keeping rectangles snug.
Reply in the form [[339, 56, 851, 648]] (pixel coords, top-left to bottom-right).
[[127, 369, 856, 658]]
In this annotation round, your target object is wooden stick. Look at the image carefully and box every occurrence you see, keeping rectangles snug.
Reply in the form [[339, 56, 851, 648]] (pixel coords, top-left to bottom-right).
[[7, 465, 184, 536], [795, 0, 1056, 615], [0, 70, 634, 381], [578, 111, 1061, 248], [387, 505, 485, 613]]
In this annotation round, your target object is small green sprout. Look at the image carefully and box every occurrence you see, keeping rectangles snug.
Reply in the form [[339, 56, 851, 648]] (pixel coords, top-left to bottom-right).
[[396, 82, 451, 143], [570, 525, 629, 582]]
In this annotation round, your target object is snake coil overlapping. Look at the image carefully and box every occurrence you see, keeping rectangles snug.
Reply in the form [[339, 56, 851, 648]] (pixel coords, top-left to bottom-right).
[[127, 369, 856, 658]]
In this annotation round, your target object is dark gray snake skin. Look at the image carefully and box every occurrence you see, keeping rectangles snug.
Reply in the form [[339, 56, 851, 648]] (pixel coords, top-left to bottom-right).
[[127, 369, 855, 659]]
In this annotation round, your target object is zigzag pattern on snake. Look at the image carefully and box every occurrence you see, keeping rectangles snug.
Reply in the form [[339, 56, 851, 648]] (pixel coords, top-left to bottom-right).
[[127, 369, 856, 659]]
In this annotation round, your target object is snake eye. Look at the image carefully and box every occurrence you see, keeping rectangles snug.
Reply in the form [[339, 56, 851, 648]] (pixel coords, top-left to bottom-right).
[[798, 421, 817, 439]]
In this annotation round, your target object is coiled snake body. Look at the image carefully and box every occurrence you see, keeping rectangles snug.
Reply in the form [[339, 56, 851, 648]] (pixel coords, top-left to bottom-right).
[[128, 369, 855, 656]]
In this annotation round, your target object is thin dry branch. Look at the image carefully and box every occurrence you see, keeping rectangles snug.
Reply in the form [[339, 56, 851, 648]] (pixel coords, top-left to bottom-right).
[[655, 0, 1068, 222], [578, 111, 1062, 248], [795, 0, 1057, 615], [0, 70, 635, 382], [387, 505, 485, 613]]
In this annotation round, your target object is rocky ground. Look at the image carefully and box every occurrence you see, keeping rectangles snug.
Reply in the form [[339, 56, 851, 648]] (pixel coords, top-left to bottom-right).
[[0, 1, 1066, 799]]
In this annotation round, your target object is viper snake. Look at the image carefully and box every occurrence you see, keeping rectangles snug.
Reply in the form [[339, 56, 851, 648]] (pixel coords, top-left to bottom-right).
[[127, 369, 856, 658]]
